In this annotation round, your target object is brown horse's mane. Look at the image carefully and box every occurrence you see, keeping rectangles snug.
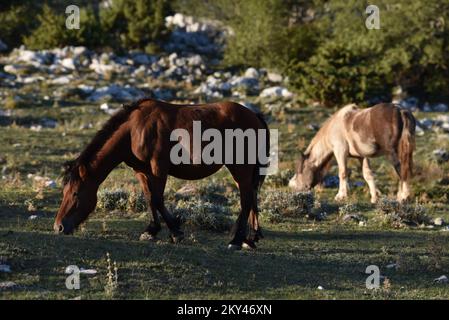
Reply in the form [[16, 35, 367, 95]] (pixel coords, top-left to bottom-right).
[[62, 98, 152, 185]]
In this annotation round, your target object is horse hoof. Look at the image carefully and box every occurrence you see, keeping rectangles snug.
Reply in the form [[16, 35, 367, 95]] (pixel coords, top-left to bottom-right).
[[242, 240, 257, 250], [139, 232, 157, 241], [227, 244, 242, 251]]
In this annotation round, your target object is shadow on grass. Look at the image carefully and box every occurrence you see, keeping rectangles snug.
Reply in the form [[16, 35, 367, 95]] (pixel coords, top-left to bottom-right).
[[2, 217, 447, 299]]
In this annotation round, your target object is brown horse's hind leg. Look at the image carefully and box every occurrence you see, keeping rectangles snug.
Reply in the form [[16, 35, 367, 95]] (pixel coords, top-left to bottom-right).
[[135, 172, 161, 240], [227, 165, 256, 250], [248, 185, 263, 243]]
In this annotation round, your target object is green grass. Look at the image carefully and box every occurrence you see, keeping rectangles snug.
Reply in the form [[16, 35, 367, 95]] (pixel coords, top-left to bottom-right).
[[1, 101, 449, 299]]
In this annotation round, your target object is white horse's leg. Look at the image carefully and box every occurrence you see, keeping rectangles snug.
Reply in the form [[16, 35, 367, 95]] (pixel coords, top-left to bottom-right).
[[398, 180, 410, 202], [334, 148, 349, 202], [361, 158, 380, 203]]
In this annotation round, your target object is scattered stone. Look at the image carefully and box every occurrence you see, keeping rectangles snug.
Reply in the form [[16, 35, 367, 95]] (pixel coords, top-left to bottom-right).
[[317, 286, 324, 290], [415, 125, 425, 136], [60, 57, 76, 70], [79, 123, 93, 130], [152, 88, 173, 101], [51, 75, 73, 85], [260, 86, 294, 99], [4, 64, 32, 75], [433, 149, 449, 163], [88, 84, 144, 102], [30, 125, 42, 131], [41, 118, 57, 128], [164, 13, 224, 55], [0, 264, 11, 273], [79, 268, 97, 275], [45, 180, 57, 188], [433, 103, 449, 112], [0, 281, 18, 291], [230, 76, 259, 93], [244, 67, 259, 79], [19, 75, 45, 84], [307, 123, 320, 131], [28, 174, 57, 189], [342, 214, 361, 223], [77, 84, 95, 94], [28, 215, 39, 220], [0, 39, 8, 52], [433, 217, 445, 226], [131, 53, 154, 65], [434, 275, 448, 284], [397, 97, 419, 111], [267, 72, 283, 83]]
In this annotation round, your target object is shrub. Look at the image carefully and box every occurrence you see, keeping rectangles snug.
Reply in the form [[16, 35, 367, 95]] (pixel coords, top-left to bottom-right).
[[338, 202, 360, 216], [173, 199, 233, 232], [22, 1, 170, 51], [100, 0, 171, 51], [376, 197, 430, 228], [24, 5, 105, 50], [260, 190, 314, 223], [97, 189, 146, 213], [174, 182, 231, 205], [4, 96, 26, 109], [265, 168, 296, 188], [0, 1, 41, 50]]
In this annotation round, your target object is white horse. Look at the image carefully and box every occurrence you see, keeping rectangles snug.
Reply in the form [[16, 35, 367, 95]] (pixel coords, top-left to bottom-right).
[[289, 103, 416, 203]]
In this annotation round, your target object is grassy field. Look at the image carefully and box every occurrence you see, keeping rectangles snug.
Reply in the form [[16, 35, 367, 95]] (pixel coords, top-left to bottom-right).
[[1, 102, 449, 299]]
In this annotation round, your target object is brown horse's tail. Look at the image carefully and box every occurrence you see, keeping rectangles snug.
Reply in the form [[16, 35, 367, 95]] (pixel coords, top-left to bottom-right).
[[398, 109, 416, 181], [254, 112, 270, 191]]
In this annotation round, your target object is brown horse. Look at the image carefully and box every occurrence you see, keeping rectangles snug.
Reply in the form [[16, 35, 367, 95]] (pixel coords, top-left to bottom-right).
[[54, 98, 269, 250], [289, 103, 416, 203]]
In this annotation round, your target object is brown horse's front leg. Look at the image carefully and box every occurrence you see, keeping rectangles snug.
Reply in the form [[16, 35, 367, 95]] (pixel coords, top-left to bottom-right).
[[147, 173, 184, 243], [248, 209, 263, 243], [135, 172, 161, 240]]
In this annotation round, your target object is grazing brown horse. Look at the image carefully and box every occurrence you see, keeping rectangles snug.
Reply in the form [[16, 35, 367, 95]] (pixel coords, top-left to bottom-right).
[[289, 103, 416, 203], [54, 98, 269, 250]]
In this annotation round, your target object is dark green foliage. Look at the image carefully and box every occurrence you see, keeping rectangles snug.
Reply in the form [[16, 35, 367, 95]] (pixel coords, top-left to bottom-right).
[[0, 1, 41, 49], [100, 0, 171, 52], [16, 0, 170, 51], [292, 0, 449, 106], [175, 0, 449, 106]]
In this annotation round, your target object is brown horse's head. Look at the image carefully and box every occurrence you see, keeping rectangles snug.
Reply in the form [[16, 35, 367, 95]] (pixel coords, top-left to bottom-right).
[[289, 152, 323, 191], [54, 161, 98, 234]]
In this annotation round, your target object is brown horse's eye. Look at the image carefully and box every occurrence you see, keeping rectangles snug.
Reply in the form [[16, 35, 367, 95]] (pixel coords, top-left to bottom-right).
[[73, 192, 78, 197]]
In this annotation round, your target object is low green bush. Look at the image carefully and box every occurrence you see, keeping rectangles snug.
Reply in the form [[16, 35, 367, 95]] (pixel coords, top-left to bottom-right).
[[173, 199, 233, 232], [376, 197, 430, 228], [97, 189, 146, 213], [260, 190, 314, 223]]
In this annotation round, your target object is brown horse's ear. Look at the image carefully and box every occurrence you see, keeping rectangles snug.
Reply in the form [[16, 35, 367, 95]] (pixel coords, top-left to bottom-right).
[[78, 164, 88, 181]]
